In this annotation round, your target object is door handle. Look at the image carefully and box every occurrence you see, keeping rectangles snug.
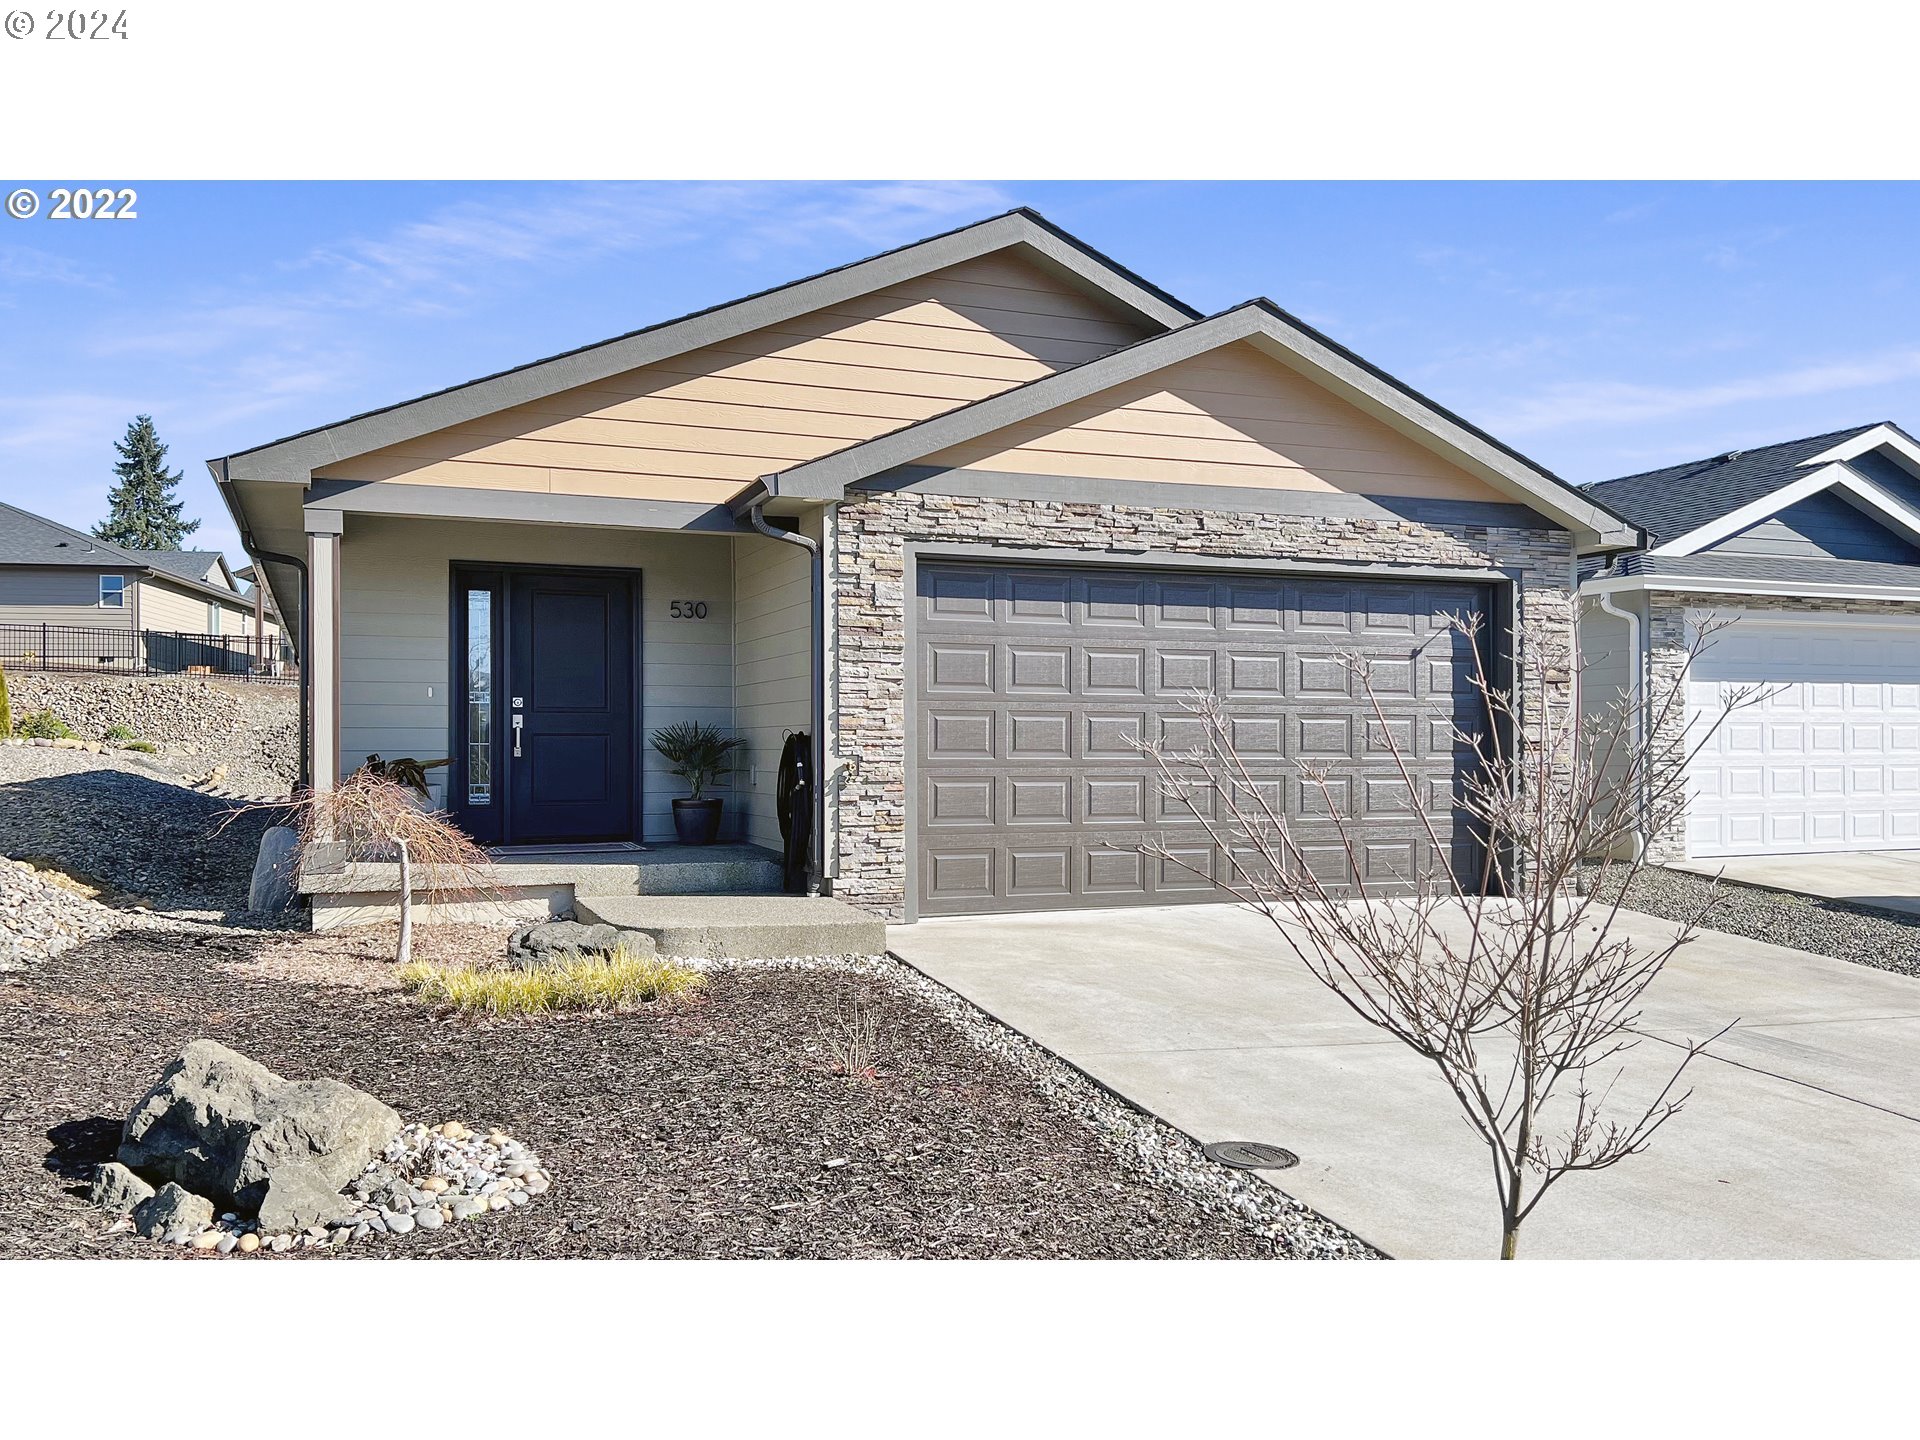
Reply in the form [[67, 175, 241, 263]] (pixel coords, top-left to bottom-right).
[[512, 714, 524, 757]]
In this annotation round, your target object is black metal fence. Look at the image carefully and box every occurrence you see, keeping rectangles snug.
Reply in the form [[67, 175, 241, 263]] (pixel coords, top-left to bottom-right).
[[0, 622, 298, 682]]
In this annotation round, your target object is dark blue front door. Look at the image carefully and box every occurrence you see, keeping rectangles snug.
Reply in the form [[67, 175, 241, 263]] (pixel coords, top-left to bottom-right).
[[504, 571, 635, 845]]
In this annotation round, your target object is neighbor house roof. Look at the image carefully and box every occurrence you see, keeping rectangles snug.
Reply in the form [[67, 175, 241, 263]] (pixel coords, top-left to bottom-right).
[[1583, 424, 1888, 546], [135, 548, 234, 590], [0, 500, 247, 605], [746, 298, 1640, 549], [0, 498, 142, 568], [1584, 548, 1920, 599]]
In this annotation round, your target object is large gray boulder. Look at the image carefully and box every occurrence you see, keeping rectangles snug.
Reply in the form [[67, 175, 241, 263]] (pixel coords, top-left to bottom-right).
[[118, 1040, 401, 1217], [256, 1166, 360, 1232], [247, 825, 301, 913]]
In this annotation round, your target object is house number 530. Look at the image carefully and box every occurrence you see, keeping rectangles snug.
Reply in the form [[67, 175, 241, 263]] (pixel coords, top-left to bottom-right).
[[668, 600, 710, 620]]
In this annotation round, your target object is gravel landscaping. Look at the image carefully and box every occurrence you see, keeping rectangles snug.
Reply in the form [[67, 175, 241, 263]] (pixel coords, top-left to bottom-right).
[[0, 746, 286, 919], [1595, 864, 1920, 978], [0, 856, 121, 971], [4, 672, 297, 797], [0, 918, 1374, 1260]]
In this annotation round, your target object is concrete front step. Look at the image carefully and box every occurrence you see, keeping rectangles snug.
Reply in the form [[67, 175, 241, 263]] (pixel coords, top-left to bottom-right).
[[573, 895, 886, 960], [619, 844, 784, 896]]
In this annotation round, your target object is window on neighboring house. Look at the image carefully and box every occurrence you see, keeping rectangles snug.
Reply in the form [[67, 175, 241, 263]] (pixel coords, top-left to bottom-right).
[[207, 601, 221, 635], [98, 575, 125, 607]]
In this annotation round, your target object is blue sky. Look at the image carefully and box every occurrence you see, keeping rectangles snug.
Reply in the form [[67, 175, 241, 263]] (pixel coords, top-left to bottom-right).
[[3, 179, 1918, 558]]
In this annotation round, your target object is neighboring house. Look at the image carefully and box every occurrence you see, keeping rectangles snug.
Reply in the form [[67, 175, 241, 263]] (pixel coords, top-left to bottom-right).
[[211, 208, 1634, 922], [1580, 423, 1920, 863], [0, 499, 268, 642]]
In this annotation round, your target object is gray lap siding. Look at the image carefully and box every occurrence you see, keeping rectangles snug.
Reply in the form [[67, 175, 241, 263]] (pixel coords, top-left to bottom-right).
[[830, 488, 1577, 920]]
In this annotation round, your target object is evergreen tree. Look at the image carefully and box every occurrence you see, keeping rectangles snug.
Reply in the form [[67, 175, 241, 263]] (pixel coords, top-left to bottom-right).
[[94, 414, 200, 550]]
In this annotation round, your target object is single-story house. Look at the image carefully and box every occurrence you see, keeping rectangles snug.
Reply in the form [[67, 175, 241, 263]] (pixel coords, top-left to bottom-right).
[[0, 499, 279, 664], [212, 208, 1637, 923], [1580, 423, 1920, 863]]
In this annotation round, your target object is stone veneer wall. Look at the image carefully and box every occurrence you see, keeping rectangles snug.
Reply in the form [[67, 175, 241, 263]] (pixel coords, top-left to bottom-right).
[[830, 489, 1578, 919], [1643, 591, 1920, 863]]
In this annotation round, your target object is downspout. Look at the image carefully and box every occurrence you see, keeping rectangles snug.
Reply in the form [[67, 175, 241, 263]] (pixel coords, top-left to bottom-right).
[[745, 495, 826, 895], [1595, 588, 1646, 860], [217, 458, 312, 794]]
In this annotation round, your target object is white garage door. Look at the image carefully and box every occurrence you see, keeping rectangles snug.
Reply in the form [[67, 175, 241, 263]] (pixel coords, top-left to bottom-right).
[[1687, 616, 1920, 857]]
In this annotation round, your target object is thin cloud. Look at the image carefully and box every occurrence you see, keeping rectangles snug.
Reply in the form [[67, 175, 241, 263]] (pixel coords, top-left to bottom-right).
[[0, 243, 111, 291], [1487, 348, 1920, 434], [295, 180, 1013, 311]]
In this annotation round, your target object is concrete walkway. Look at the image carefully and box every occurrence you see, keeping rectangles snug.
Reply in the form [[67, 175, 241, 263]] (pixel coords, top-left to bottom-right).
[[888, 904, 1920, 1259], [1673, 850, 1920, 918]]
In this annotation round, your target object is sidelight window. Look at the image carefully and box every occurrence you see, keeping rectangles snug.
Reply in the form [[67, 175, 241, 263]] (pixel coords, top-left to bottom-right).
[[466, 588, 493, 805]]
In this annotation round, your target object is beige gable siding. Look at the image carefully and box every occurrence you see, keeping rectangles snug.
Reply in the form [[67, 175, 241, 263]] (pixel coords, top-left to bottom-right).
[[920, 341, 1513, 502], [136, 576, 218, 632], [319, 252, 1156, 504], [0, 566, 134, 630], [134, 575, 255, 635], [337, 515, 737, 839]]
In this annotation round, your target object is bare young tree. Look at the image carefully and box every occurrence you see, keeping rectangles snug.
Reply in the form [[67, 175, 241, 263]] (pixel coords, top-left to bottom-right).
[[224, 769, 500, 964], [1137, 614, 1762, 1258]]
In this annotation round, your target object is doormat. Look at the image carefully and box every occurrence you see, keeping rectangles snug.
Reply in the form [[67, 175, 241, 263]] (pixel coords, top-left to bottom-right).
[[489, 842, 647, 856]]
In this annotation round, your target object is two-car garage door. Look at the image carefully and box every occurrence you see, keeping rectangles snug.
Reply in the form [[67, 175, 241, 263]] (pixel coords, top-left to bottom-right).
[[1687, 616, 1920, 857], [913, 561, 1495, 916]]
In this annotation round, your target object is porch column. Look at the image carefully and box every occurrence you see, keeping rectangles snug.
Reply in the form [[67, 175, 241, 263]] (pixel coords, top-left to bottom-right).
[[305, 509, 343, 793]]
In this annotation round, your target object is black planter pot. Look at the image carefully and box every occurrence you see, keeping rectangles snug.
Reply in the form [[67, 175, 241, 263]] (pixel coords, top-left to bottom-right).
[[672, 797, 724, 845]]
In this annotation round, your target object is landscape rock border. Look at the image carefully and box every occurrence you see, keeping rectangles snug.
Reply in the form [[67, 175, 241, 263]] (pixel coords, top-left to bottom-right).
[[99, 1119, 553, 1255]]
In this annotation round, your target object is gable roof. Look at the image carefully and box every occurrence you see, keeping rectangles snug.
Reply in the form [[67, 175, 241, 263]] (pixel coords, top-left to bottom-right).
[[213, 208, 1199, 487], [1583, 424, 1888, 545], [0, 500, 245, 604], [135, 549, 232, 589], [0, 499, 142, 568], [746, 298, 1639, 549]]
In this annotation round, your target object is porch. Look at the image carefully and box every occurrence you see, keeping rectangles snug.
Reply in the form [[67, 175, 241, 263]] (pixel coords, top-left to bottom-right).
[[301, 502, 823, 856], [297, 840, 885, 956]]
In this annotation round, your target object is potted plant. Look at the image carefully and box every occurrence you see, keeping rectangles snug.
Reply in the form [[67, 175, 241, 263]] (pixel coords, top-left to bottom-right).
[[650, 721, 745, 845]]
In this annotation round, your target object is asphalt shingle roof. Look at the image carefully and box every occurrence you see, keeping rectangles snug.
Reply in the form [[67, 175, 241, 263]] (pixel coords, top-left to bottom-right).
[[1582, 423, 1884, 545], [132, 549, 228, 587], [1608, 550, 1920, 591], [0, 499, 140, 568]]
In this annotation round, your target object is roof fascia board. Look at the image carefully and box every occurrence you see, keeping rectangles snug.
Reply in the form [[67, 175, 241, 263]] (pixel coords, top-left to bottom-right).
[[219, 213, 1194, 486], [306, 479, 745, 533], [1804, 423, 1920, 477], [1580, 572, 1920, 603], [1652, 462, 1920, 556], [771, 304, 1638, 547]]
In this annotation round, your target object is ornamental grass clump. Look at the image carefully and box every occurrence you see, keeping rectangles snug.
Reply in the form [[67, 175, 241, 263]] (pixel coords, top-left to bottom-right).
[[399, 945, 705, 1016]]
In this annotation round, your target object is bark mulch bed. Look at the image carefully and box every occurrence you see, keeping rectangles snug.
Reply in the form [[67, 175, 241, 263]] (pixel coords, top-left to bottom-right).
[[1, 922, 1330, 1260]]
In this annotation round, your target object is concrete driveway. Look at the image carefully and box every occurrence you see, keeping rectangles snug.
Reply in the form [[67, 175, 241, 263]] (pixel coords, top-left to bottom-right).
[[1675, 850, 1920, 918], [888, 904, 1920, 1259]]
